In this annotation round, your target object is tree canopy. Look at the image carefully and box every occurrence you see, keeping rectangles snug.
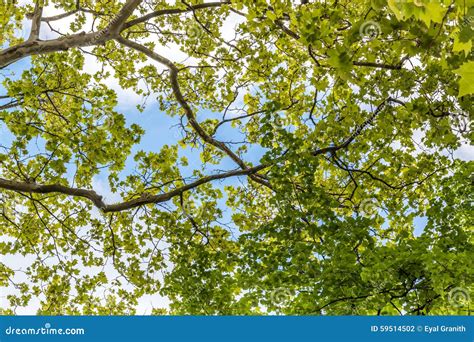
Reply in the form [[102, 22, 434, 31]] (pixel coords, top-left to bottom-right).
[[0, 0, 472, 315]]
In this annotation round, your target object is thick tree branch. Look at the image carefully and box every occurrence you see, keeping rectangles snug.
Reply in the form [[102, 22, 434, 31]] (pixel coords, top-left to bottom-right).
[[0, 32, 98, 68], [0, 177, 107, 209], [106, 0, 143, 34], [0, 0, 143, 68], [27, 1, 43, 41], [0, 165, 268, 213]]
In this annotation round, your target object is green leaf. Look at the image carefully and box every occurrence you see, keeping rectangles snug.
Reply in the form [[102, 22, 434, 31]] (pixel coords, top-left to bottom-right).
[[454, 61, 474, 96]]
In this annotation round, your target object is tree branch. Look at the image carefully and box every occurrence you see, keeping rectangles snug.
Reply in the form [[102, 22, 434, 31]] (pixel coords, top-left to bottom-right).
[[0, 177, 107, 209], [40, 9, 79, 22], [124, 1, 230, 29], [0, 165, 268, 213], [116, 36, 272, 189], [312, 98, 404, 156], [352, 61, 403, 70], [38, 0, 107, 22], [106, 0, 143, 34], [0, 0, 143, 68], [27, 1, 43, 41]]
